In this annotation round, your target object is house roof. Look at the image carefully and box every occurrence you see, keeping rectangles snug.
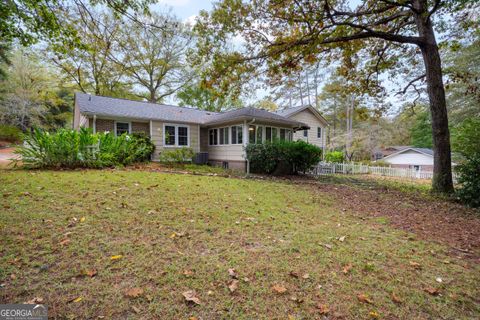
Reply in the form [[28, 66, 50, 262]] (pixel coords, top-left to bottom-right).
[[75, 93, 308, 128], [382, 147, 434, 160], [276, 105, 329, 126], [75, 93, 219, 124], [205, 107, 309, 128]]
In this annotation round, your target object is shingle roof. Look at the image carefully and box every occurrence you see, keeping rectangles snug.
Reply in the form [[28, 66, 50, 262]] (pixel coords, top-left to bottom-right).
[[75, 93, 308, 128], [275, 105, 309, 117], [205, 107, 309, 128], [411, 147, 433, 156], [75, 93, 219, 124]]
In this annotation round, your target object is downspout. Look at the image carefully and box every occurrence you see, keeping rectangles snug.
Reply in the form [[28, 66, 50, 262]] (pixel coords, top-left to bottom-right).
[[93, 115, 97, 134]]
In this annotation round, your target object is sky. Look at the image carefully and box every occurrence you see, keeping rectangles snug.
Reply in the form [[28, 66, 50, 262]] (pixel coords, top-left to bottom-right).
[[156, 0, 213, 21]]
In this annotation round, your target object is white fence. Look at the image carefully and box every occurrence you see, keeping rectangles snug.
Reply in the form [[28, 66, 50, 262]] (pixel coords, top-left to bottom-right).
[[309, 162, 435, 180]]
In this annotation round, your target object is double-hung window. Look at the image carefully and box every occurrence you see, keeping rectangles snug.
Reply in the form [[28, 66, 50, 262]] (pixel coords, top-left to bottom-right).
[[209, 128, 218, 145], [219, 127, 229, 145], [317, 127, 322, 138], [256, 126, 263, 143], [303, 129, 308, 137], [249, 125, 256, 144], [231, 125, 243, 144], [164, 124, 189, 147], [115, 122, 130, 136]]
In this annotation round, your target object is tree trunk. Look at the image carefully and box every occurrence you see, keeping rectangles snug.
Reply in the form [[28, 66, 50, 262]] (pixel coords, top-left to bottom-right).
[[413, 1, 454, 193]]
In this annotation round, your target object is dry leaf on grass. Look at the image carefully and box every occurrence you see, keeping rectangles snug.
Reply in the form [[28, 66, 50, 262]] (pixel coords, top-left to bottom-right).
[[228, 279, 239, 293], [409, 261, 421, 269], [424, 287, 440, 296], [110, 255, 123, 260], [10, 274, 16, 280], [272, 284, 287, 294], [342, 264, 353, 274], [183, 269, 194, 277], [131, 306, 141, 314], [125, 288, 144, 298], [25, 297, 43, 304], [228, 268, 238, 278], [338, 236, 346, 242], [316, 303, 329, 315], [289, 271, 299, 278], [182, 290, 201, 305], [391, 292, 402, 304], [369, 310, 380, 319], [59, 239, 70, 246], [84, 269, 97, 277], [357, 294, 373, 304], [302, 273, 310, 279], [68, 297, 82, 303]]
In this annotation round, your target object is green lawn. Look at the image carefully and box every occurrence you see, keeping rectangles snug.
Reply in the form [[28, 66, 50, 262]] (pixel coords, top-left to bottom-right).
[[0, 170, 478, 319]]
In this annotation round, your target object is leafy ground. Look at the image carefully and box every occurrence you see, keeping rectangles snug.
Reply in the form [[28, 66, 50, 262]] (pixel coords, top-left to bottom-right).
[[0, 169, 479, 319]]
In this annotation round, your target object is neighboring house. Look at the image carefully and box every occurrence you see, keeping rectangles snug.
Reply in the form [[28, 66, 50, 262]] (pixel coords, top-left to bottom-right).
[[276, 105, 328, 151], [372, 146, 410, 161], [73, 93, 328, 171], [378, 147, 435, 172]]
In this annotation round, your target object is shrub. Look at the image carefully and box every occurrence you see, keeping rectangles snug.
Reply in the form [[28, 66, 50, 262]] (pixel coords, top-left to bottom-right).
[[245, 140, 322, 174], [0, 125, 22, 143], [455, 153, 480, 208], [452, 118, 480, 207], [159, 147, 195, 164], [324, 151, 345, 163], [15, 128, 155, 168]]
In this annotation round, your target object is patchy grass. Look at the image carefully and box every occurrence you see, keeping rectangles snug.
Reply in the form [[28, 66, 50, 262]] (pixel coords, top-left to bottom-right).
[[0, 170, 479, 319]]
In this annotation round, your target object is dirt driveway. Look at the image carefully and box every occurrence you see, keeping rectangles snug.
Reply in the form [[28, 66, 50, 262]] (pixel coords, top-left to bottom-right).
[[0, 147, 19, 167]]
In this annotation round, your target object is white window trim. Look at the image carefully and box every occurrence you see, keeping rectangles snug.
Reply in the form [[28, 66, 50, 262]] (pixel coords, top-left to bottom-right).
[[218, 127, 230, 145], [231, 125, 243, 145], [208, 128, 219, 146], [114, 121, 131, 136], [163, 123, 190, 147]]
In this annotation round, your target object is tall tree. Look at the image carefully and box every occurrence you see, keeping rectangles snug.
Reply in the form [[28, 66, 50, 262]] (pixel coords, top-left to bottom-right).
[[113, 12, 193, 103], [195, 0, 475, 193]]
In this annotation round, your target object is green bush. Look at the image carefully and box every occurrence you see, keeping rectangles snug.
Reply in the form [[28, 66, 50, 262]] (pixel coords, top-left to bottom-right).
[[15, 128, 155, 168], [159, 147, 195, 164], [452, 118, 480, 208], [324, 151, 345, 163], [245, 140, 322, 174], [0, 125, 22, 143]]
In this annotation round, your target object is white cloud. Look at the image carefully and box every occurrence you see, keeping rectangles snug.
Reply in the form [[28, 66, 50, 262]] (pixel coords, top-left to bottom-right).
[[184, 14, 197, 26]]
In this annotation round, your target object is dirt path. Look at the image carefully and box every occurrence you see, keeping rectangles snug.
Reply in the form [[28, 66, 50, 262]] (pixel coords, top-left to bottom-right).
[[0, 147, 18, 167]]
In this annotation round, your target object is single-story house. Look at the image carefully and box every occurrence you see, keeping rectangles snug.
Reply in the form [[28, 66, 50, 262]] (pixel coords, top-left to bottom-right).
[[378, 147, 435, 172], [73, 93, 328, 170]]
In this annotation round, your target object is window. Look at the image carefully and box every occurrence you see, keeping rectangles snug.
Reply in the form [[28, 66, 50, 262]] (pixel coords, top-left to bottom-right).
[[219, 127, 229, 145], [317, 127, 322, 138], [265, 127, 272, 142], [287, 130, 293, 141], [165, 125, 176, 146], [164, 124, 189, 147], [280, 129, 286, 141], [231, 125, 243, 144], [256, 126, 263, 143], [115, 122, 130, 136], [272, 128, 278, 140], [209, 128, 218, 145], [303, 129, 308, 137], [178, 126, 188, 146], [249, 125, 256, 144]]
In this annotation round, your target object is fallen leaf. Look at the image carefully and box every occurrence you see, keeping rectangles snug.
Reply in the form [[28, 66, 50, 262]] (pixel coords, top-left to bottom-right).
[[10, 274, 16, 280], [357, 294, 373, 304], [25, 297, 43, 304], [228, 268, 238, 278], [80, 217, 86, 222], [338, 236, 346, 242], [391, 292, 402, 304], [272, 284, 287, 294], [243, 277, 250, 282], [110, 255, 123, 260], [369, 310, 379, 319], [59, 239, 71, 246], [316, 303, 329, 315], [84, 269, 97, 277], [323, 244, 333, 249], [342, 264, 353, 274], [302, 273, 310, 279], [131, 306, 141, 314], [435, 277, 443, 283], [183, 269, 194, 277], [424, 287, 440, 296], [289, 271, 299, 278], [125, 288, 144, 298], [182, 290, 201, 305], [228, 279, 239, 293], [409, 261, 421, 270], [69, 297, 82, 303]]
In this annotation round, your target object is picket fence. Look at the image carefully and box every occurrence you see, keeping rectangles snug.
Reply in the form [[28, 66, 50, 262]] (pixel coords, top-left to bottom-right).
[[309, 162, 436, 180]]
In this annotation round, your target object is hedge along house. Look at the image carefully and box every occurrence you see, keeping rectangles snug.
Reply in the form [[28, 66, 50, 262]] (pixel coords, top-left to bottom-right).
[[73, 93, 322, 170]]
